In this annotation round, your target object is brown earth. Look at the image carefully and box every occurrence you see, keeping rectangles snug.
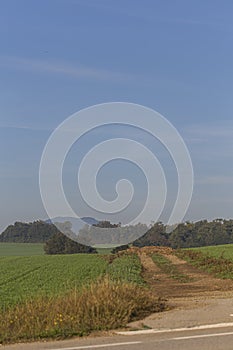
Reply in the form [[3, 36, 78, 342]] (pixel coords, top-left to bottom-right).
[[133, 246, 233, 299], [126, 247, 233, 329]]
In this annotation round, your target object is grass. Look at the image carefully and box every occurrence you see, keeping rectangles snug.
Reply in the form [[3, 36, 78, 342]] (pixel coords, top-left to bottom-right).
[[177, 247, 233, 279], [0, 253, 146, 310], [0, 277, 166, 344], [107, 253, 145, 285], [151, 253, 191, 282], [0, 243, 113, 256], [0, 243, 44, 256], [96, 247, 113, 255], [0, 254, 108, 310], [189, 244, 233, 260], [0, 252, 166, 344]]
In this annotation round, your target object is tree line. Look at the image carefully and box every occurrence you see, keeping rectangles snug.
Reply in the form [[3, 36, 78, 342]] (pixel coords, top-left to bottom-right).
[[1, 218, 233, 254], [133, 219, 233, 248]]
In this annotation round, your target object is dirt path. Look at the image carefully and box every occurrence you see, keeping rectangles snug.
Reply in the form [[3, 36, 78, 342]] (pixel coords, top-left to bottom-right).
[[128, 247, 233, 329], [138, 249, 233, 299]]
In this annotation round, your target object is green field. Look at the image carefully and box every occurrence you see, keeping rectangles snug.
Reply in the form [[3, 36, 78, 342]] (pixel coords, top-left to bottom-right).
[[0, 252, 143, 310], [107, 253, 144, 285], [0, 242, 113, 256], [178, 244, 233, 279], [190, 244, 233, 260], [0, 241, 144, 310], [0, 251, 164, 344], [0, 243, 44, 256]]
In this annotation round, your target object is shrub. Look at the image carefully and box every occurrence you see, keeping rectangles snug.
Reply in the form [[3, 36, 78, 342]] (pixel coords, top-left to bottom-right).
[[0, 277, 166, 343], [44, 232, 97, 254]]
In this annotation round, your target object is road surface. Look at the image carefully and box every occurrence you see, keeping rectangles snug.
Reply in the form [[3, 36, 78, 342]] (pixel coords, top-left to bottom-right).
[[2, 324, 233, 350]]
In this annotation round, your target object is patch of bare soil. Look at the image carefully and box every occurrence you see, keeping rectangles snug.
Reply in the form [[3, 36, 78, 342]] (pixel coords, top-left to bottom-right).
[[127, 247, 233, 330], [136, 247, 233, 299]]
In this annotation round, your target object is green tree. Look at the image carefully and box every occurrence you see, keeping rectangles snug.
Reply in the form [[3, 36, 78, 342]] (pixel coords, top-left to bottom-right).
[[44, 232, 97, 255]]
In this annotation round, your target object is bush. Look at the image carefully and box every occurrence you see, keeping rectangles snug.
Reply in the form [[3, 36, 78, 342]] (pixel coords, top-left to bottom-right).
[[0, 277, 166, 343], [44, 232, 97, 254]]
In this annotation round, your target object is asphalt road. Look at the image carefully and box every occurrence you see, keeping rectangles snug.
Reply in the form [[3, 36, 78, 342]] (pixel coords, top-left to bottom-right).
[[2, 325, 233, 350]]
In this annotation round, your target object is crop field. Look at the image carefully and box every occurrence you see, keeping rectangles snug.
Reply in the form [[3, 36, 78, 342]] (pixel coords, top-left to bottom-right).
[[177, 244, 233, 279], [0, 243, 44, 256], [0, 253, 144, 310], [0, 242, 112, 256], [107, 253, 145, 285], [0, 252, 165, 343], [190, 244, 233, 260]]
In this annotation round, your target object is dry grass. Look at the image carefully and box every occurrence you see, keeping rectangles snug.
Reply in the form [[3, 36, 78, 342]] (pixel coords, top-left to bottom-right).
[[0, 276, 166, 344]]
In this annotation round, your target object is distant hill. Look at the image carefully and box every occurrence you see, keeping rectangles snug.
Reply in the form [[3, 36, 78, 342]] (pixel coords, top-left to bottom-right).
[[82, 217, 99, 225], [45, 217, 99, 232]]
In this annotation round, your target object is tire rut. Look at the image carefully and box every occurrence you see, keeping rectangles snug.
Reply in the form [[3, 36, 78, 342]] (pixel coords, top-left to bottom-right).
[[137, 249, 233, 299]]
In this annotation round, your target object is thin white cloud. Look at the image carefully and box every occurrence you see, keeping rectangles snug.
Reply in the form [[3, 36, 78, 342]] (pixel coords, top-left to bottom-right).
[[0, 56, 133, 83], [181, 120, 233, 160]]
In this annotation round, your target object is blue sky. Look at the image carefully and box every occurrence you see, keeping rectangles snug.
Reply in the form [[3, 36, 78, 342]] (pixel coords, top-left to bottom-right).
[[0, 0, 233, 231]]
